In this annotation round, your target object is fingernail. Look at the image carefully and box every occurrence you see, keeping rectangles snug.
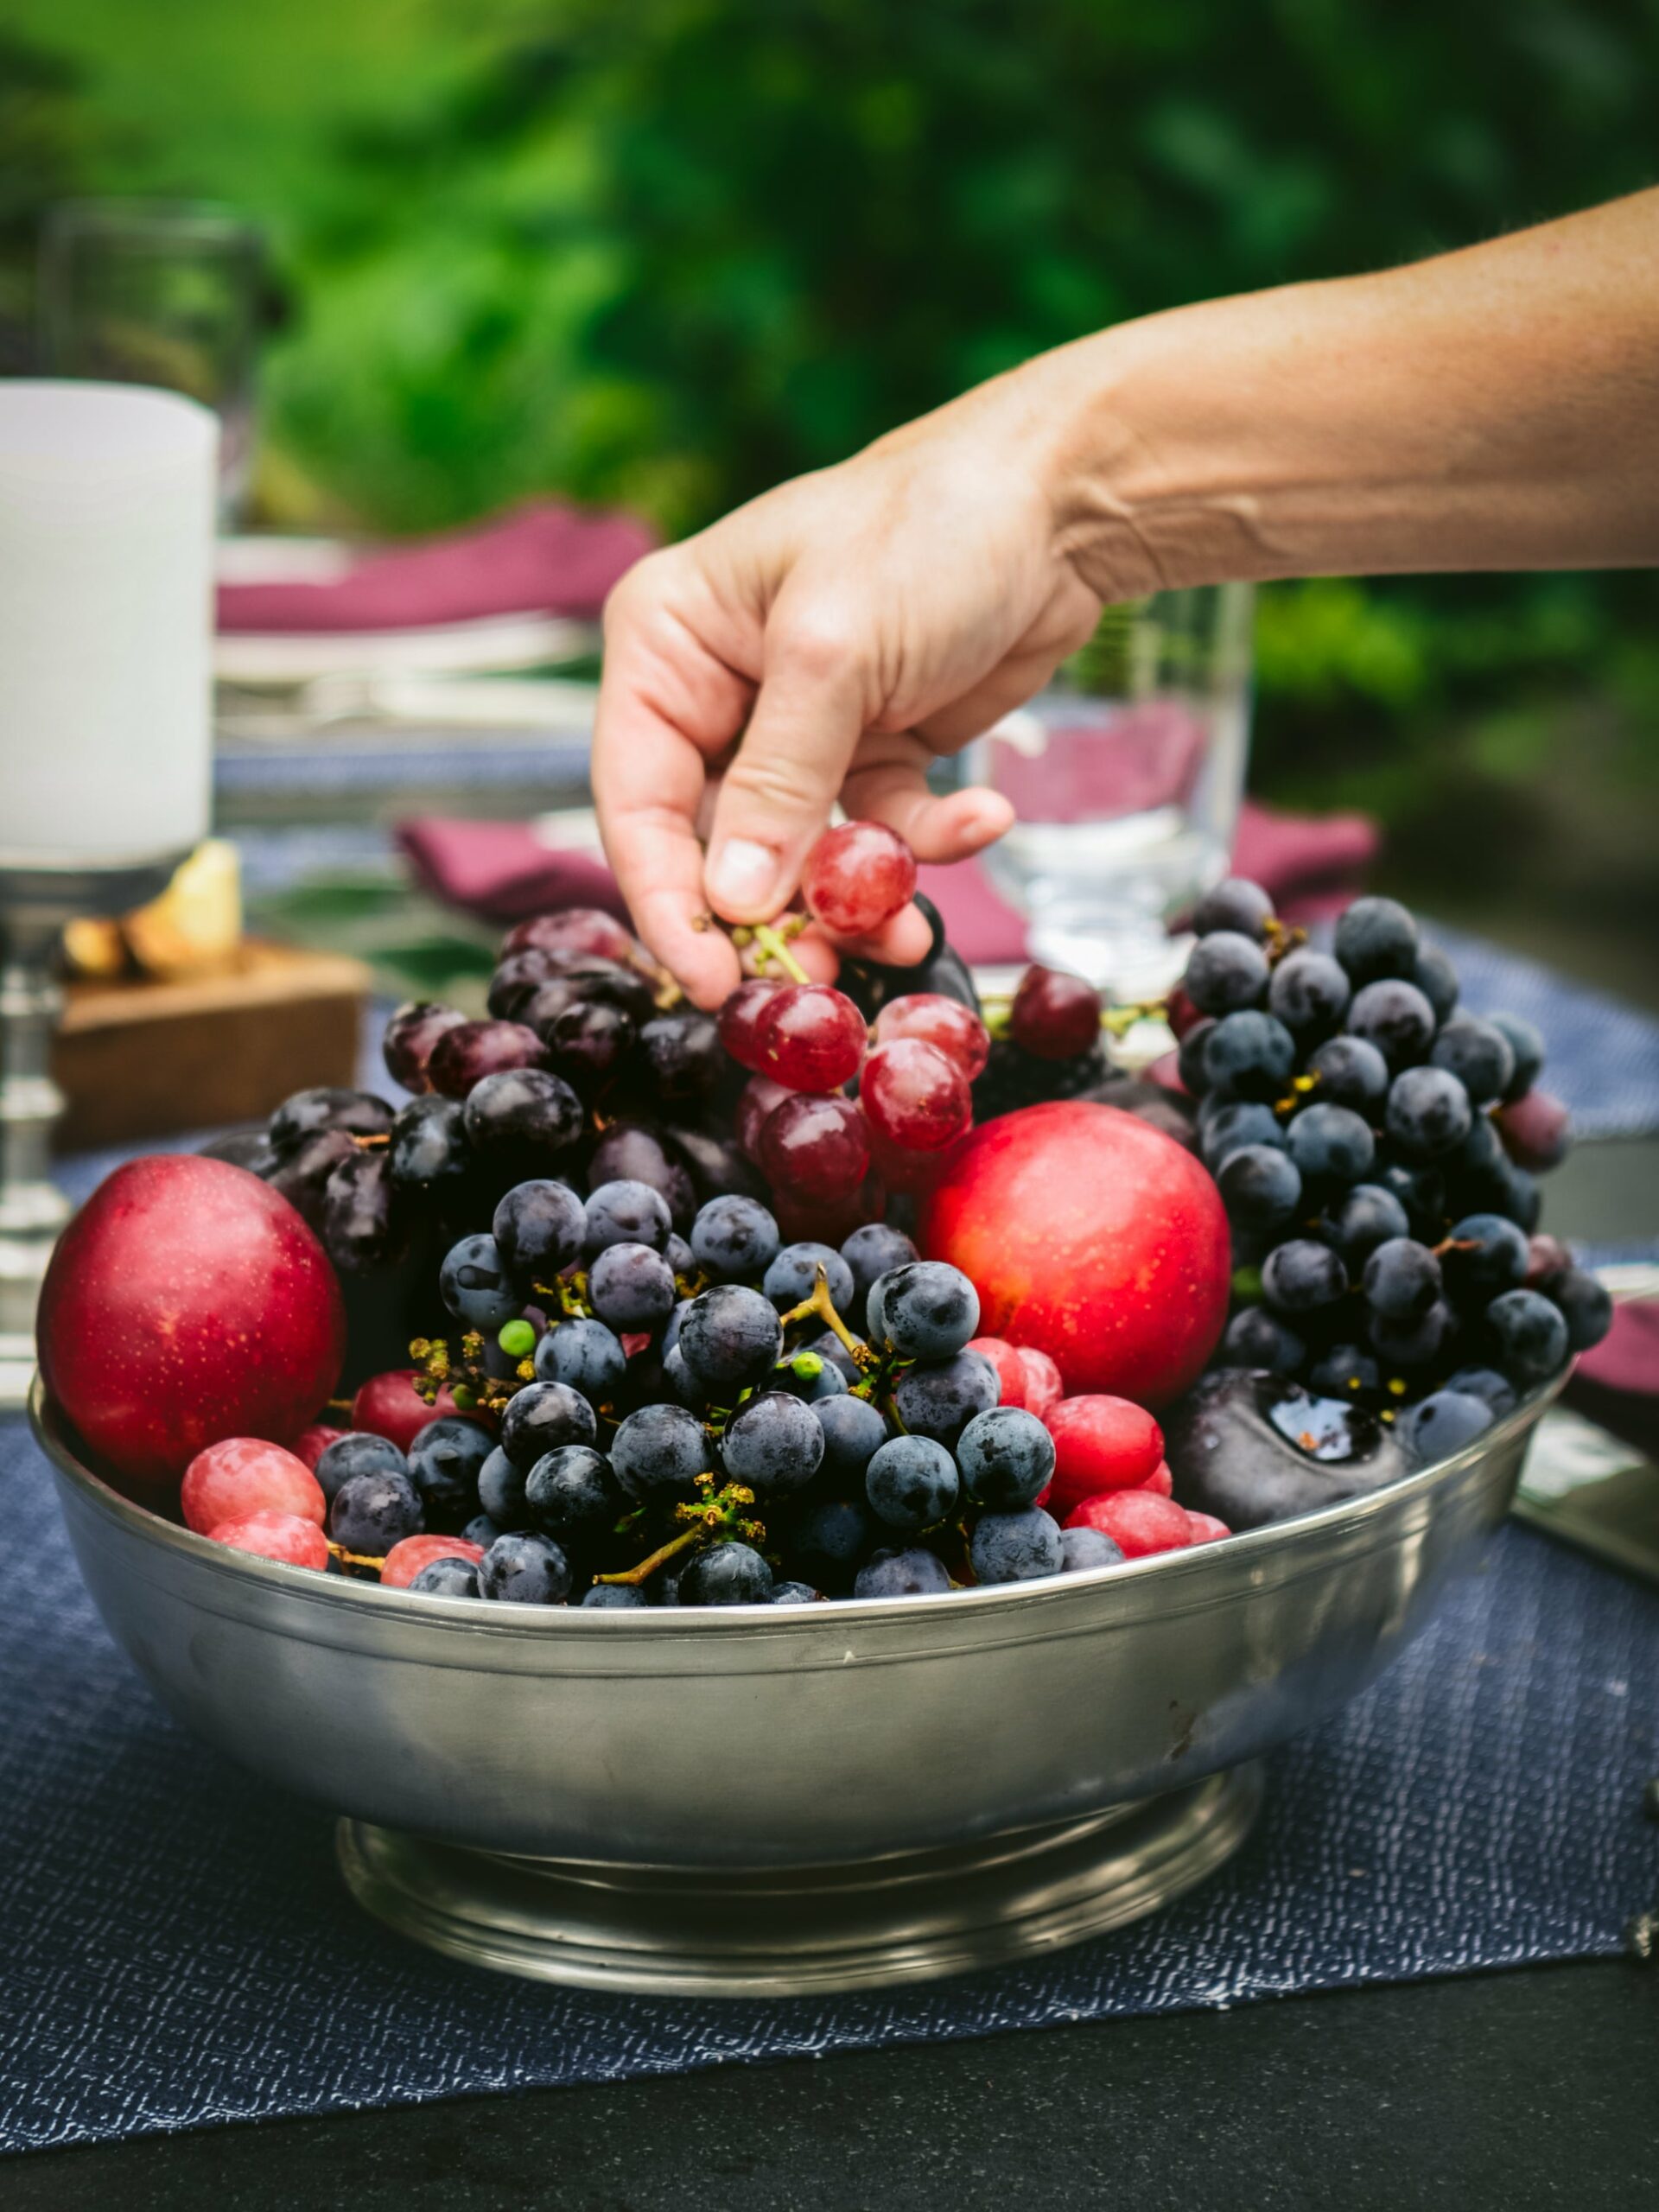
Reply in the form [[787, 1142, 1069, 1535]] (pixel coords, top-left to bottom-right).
[[707, 837, 779, 913]]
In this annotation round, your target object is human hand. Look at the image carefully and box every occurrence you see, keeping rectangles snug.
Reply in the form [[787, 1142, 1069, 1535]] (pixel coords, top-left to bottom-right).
[[592, 370, 1106, 1006]]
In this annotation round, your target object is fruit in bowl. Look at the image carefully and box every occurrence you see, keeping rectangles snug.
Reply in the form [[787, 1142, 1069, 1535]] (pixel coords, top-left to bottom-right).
[[37, 1154, 346, 1485], [34, 831, 1608, 1606]]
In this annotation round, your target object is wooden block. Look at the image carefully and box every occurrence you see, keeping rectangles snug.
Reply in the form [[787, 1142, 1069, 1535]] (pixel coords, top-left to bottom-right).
[[52, 942, 372, 1152]]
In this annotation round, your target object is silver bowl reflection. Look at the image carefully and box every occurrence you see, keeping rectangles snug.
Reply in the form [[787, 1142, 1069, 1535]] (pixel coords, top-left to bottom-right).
[[29, 1371, 1560, 1995]]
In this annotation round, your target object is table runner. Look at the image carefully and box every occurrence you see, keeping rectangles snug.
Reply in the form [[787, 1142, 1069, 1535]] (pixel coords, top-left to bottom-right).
[[1, 1413, 1654, 2155]]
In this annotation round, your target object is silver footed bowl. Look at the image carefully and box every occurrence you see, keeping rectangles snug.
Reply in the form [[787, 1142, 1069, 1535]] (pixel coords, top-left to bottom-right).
[[29, 1370, 1562, 1997]]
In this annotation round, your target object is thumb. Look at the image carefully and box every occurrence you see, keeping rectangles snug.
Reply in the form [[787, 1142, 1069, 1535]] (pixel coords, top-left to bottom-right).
[[703, 615, 868, 922]]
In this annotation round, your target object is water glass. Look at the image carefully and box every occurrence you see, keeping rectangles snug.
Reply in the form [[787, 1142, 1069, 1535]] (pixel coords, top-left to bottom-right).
[[967, 583, 1254, 999], [39, 200, 264, 524]]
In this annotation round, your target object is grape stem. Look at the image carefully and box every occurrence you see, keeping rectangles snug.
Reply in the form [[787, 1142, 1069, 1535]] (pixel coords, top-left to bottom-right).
[[747, 921, 811, 986], [779, 1265, 880, 1370], [593, 1523, 704, 1587]]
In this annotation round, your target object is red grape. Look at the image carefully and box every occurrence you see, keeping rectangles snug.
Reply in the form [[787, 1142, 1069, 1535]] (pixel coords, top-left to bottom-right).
[[1063, 1489, 1192, 1558], [383, 1001, 468, 1094], [1496, 1088, 1570, 1171], [736, 1074, 795, 1162], [1044, 1396, 1165, 1516], [757, 984, 868, 1090], [1164, 983, 1204, 1042], [427, 1020, 547, 1099], [380, 1534, 486, 1590], [181, 1438, 327, 1535], [966, 1336, 1027, 1408], [873, 994, 991, 1080], [501, 908, 643, 967], [1010, 966, 1101, 1060], [717, 978, 786, 1074], [1015, 1347, 1064, 1423], [207, 1511, 330, 1570], [292, 1423, 347, 1471], [802, 820, 918, 938], [488, 948, 579, 1020], [1141, 1459, 1174, 1498], [758, 1091, 872, 1202], [351, 1370, 474, 1453], [1524, 1233, 1572, 1290], [1184, 1509, 1231, 1545], [860, 1039, 971, 1153]]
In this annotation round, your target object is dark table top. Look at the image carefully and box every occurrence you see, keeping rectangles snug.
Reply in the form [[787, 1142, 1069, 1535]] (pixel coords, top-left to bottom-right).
[[13, 1042, 1659, 2212]]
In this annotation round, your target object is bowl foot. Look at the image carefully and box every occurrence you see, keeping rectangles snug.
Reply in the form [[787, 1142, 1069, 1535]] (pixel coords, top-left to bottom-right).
[[337, 1762, 1262, 1997]]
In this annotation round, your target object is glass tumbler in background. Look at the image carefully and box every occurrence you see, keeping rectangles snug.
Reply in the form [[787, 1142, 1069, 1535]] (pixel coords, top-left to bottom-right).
[[967, 582, 1254, 1000], [40, 200, 265, 525]]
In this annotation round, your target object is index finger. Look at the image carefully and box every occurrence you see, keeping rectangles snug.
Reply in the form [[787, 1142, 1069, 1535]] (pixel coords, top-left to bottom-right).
[[592, 569, 755, 1006]]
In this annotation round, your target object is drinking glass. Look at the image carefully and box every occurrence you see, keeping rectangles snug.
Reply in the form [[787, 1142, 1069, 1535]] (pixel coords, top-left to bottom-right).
[[39, 200, 264, 524], [966, 583, 1254, 998]]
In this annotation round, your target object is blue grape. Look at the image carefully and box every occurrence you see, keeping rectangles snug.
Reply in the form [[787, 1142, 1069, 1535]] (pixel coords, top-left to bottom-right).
[[1307, 1344, 1382, 1397], [499, 1379, 598, 1469], [1319, 1183, 1411, 1265], [524, 1444, 623, 1537], [1060, 1524, 1126, 1572], [534, 1316, 627, 1401], [853, 1548, 952, 1599], [768, 1581, 820, 1605], [1192, 878, 1274, 938], [1544, 1266, 1613, 1352], [479, 1531, 571, 1605], [410, 1557, 482, 1598], [1286, 1102, 1375, 1186], [1362, 1237, 1442, 1322], [721, 1391, 826, 1496], [957, 1407, 1056, 1510], [1442, 1212, 1529, 1299], [1177, 1017, 1217, 1096], [790, 1496, 875, 1592], [1221, 1306, 1306, 1375], [1202, 1010, 1296, 1101], [462, 1511, 504, 1548], [328, 1470, 423, 1555], [1184, 931, 1269, 1017], [1376, 1160, 1447, 1240], [840, 1221, 919, 1321], [893, 1350, 999, 1449], [865, 1434, 960, 1529], [583, 1179, 672, 1256], [581, 1582, 648, 1608], [1485, 1288, 1568, 1383], [476, 1446, 525, 1528], [867, 1261, 980, 1359], [1199, 1100, 1285, 1171], [1444, 1365, 1518, 1419], [1370, 1300, 1455, 1370], [769, 1349, 848, 1402], [1386, 1066, 1473, 1163], [1411, 943, 1460, 1025], [315, 1431, 406, 1503], [407, 1417, 493, 1526], [970, 1507, 1064, 1585], [440, 1233, 520, 1330], [610, 1402, 709, 1502], [1262, 1239, 1347, 1316], [810, 1395, 889, 1483], [690, 1193, 779, 1281], [389, 1097, 471, 1191], [1268, 949, 1351, 1039], [665, 1231, 695, 1276], [1488, 1012, 1544, 1101], [678, 1283, 784, 1393], [588, 1242, 677, 1330], [804, 1330, 861, 1384], [493, 1179, 585, 1287], [1303, 1034, 1390, 1116], [678, 1541, 774, 1605], [1335, 896, 1419, 983], [763, 1241, 856, 1315], [663, 1344, 703, 1408], [1347, 980, 1436, 1070], [1217, 1145, 1303, 1233], [1429, 1017, 1515, 1107]]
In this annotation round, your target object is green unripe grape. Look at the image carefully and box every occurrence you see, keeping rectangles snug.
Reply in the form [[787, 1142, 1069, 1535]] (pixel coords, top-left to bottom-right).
[[498, 1318, 537, 1359]]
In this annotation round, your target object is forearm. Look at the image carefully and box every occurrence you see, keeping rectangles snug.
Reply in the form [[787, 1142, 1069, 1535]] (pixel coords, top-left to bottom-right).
[[1017, 190, 1659, 599]]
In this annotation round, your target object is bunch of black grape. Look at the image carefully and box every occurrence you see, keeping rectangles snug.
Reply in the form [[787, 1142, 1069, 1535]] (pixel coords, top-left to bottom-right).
[[371, 1192, 1103, 1606], [210, 907, 766, 1309], [1180, 879, 1612, 1435]]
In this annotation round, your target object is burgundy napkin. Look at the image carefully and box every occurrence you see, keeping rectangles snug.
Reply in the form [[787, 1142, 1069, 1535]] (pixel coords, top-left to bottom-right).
[[218, 503, 655, 634], [1574, 1303, 1659, 1398], [397, 818, 631, 926]]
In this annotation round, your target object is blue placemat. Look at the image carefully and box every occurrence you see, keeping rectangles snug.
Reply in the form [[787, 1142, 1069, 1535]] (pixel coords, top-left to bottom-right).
[[1, 1408, 1654, 2156]]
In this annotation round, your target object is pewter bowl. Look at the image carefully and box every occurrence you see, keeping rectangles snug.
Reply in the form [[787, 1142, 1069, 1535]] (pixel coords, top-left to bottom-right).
[[29, 1371, 1561, 1996]]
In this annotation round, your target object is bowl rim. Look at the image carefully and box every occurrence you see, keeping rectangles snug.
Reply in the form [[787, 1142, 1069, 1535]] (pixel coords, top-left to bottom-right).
[[27, 1363, 1567, 1637]]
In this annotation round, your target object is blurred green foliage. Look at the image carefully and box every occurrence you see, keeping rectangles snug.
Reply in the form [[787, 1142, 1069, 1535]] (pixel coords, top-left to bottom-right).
[[4, 0, 1657, 988]]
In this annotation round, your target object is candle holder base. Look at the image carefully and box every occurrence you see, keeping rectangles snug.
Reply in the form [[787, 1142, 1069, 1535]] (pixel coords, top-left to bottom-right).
[[0, 855, 188, 1408]]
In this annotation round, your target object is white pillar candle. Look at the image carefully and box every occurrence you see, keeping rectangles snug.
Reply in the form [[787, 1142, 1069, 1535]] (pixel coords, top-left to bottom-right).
[[0, 382, 217, 868]]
